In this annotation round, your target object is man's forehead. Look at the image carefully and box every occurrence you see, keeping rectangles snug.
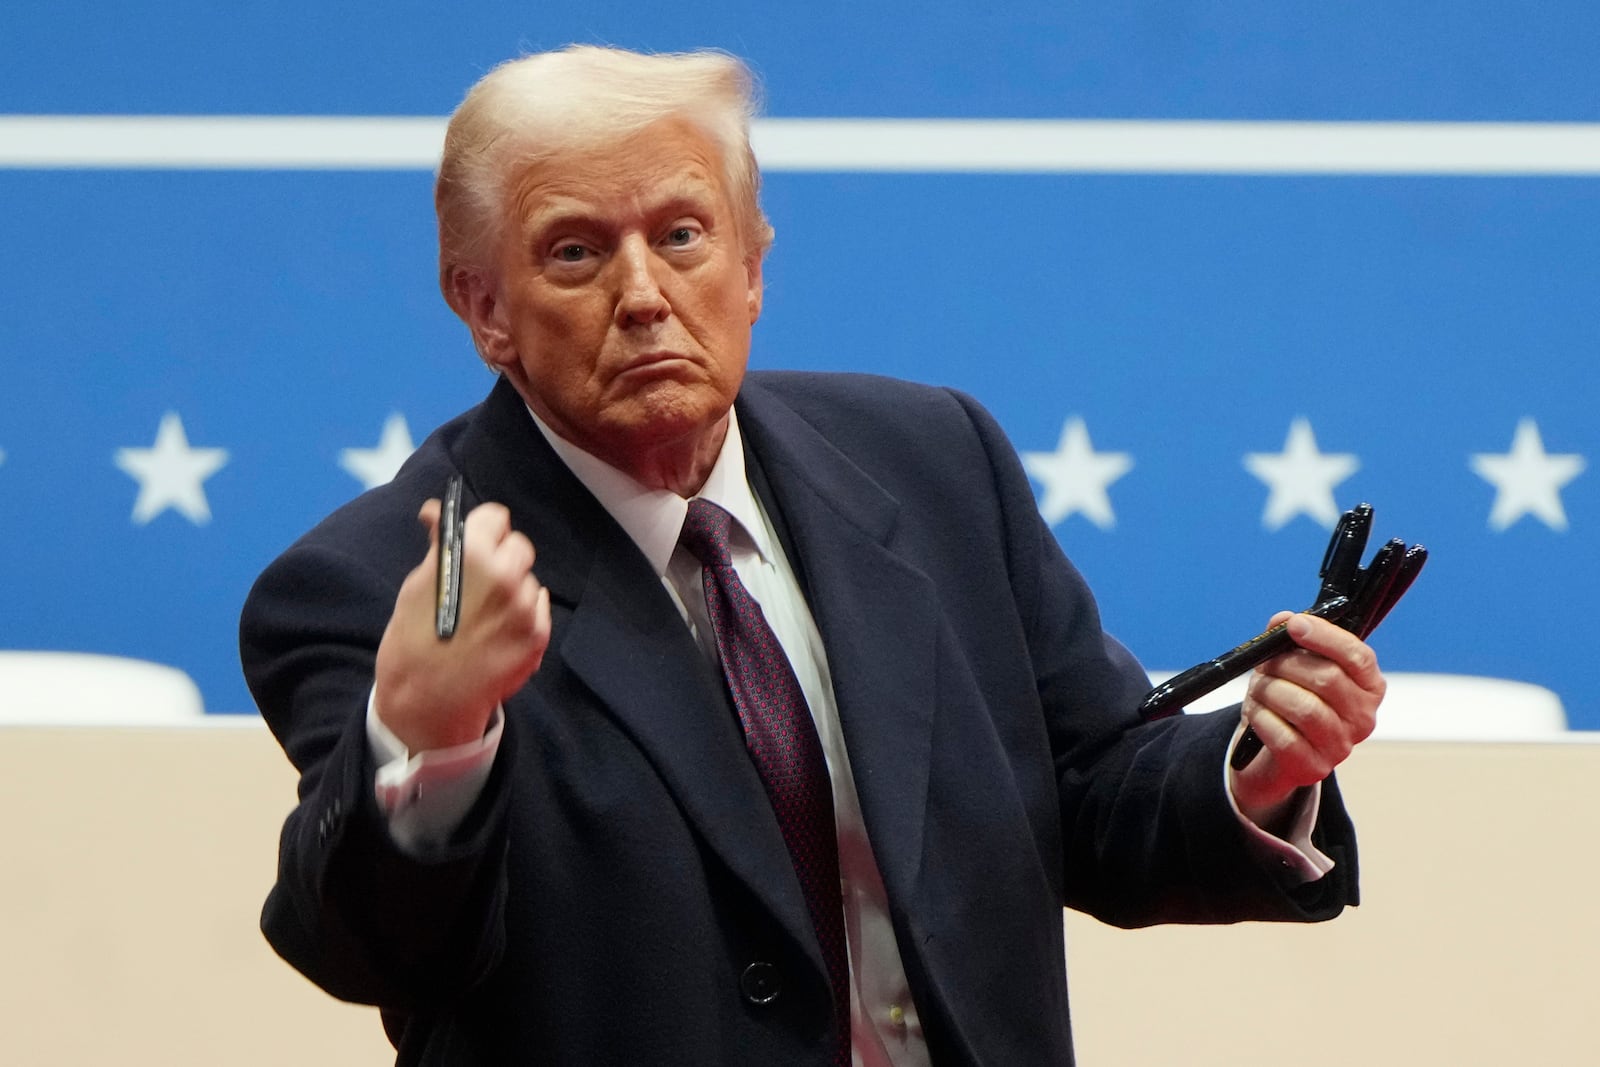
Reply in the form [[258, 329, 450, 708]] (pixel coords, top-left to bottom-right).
[[523, 173, 722, 218], [511, 121, 730, 221]]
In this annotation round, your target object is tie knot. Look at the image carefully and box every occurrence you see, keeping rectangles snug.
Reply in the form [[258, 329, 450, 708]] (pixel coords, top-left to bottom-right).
[[679, 498, 735, 569]]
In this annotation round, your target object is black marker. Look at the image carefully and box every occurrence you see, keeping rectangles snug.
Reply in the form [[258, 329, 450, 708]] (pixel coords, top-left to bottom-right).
[[1359, 544, 1427, 639], [435, 475, 465, 640], [1137, 596, 1354, 722], [1317, 503, 1372, 606], [1342, 538, 1407, 638]]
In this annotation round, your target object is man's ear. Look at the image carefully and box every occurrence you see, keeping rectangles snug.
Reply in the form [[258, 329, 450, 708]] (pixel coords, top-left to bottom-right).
[[443, 264, 516, 370], [744, 253, 764, 325]]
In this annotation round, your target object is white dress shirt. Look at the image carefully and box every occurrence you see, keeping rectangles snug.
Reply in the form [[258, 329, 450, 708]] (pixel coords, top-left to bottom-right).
[[367, 405, 1331, 1065]]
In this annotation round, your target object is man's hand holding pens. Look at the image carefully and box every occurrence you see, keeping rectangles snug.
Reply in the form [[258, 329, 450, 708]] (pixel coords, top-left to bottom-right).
[[373, 489, 552, 754], [1228, 610, 1386, 831], [1136, 503, 1424, 830]]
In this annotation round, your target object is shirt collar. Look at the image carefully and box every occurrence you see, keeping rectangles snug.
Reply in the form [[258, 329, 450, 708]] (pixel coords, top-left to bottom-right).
[[525, 404, 775, 577]]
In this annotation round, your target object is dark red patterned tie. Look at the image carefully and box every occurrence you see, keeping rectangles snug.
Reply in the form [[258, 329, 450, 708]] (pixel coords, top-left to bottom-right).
[[679, 498, 851, 1065]]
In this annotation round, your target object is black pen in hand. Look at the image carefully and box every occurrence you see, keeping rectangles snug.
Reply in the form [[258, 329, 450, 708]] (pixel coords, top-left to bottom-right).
[[435, 475, 465, 640], [1137, 596, 1354, 722]]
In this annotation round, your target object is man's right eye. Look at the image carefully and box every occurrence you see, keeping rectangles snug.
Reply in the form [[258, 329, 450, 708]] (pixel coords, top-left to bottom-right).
[[553, 243, 589, 262]]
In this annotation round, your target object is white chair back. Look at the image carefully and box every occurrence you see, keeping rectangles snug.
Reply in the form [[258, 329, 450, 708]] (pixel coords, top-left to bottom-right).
[[0, 651, 206, 724]]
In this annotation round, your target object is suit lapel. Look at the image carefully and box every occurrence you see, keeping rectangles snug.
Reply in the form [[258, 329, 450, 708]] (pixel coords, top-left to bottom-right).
[[738, 381, 941, 910], [449, 380, 821, 967]]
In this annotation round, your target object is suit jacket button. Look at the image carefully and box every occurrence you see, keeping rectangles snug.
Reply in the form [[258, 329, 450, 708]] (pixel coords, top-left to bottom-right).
[[740, 961, 782, 1005]]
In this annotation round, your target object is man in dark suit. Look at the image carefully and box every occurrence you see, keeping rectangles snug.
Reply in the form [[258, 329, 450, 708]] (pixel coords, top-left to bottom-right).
[[242, 45, 1385, 1066]]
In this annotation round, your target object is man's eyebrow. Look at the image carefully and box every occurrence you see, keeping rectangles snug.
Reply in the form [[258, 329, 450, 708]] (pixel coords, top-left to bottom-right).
[[520, 193, 604, 232], [649, 192, 719, 221], [520, 179, 722, 240], [525, 208, 602, 237]]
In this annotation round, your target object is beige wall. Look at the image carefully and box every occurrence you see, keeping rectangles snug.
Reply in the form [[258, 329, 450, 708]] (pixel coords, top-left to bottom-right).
[[4, 726, 1596, 1065], [2, 726, 389, 1065], [1064, 741, 1600, 1065]]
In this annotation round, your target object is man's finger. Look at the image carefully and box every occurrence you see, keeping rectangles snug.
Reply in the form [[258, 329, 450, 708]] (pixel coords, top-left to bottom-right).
[[416, 498, 444, 563], [464, 501, 513, 548], [1285, 613, 1385, 692]]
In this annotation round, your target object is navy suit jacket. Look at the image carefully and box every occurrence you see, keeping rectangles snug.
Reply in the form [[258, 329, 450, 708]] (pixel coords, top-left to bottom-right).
[[241, 371, 1358, 1065]]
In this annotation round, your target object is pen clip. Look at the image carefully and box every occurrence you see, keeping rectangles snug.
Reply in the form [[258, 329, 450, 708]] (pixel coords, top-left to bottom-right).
[[435, 475, 465, 640], [1317, 503, 1373, 606]]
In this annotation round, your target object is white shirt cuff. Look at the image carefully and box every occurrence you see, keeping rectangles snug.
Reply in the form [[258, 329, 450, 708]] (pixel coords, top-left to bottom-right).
[[1223, 718, 1336, 884], [366, 689, 504, 855]]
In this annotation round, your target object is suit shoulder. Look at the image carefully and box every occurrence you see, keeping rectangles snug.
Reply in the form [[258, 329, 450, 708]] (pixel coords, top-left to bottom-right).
[[743, 370, 992, 438], [746, 369, 957, 406]]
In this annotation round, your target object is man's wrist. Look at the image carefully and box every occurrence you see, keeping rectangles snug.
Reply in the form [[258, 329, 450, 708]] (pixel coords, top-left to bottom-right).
[[373, 671, 496, 752], [367, 689, 505, 853], [1221, 719, 1335, 883]]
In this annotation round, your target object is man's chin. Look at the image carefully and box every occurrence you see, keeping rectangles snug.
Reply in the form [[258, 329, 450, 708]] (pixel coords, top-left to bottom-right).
[[556, 385, 719, 454], [619, 379, 734, 429]]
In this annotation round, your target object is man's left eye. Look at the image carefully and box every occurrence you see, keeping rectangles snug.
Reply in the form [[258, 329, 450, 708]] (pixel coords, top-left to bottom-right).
[[666, 227, 698, 246]]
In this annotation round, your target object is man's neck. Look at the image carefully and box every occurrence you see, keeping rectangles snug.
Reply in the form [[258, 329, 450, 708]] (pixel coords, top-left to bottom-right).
[[611, 417, 730, 497]]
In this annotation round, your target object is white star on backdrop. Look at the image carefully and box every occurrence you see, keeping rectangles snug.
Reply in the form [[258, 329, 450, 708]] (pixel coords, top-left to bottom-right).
[[1243, 418, 1360, 531], [340, 413, 416, 490], [1022, 417, 1134, 529], [114, 412, 230, 525], [1470, 418, 1586, 532]]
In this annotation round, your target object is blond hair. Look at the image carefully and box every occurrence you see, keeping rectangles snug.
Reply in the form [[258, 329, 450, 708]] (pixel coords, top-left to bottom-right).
[[435, 45, 773, 291]]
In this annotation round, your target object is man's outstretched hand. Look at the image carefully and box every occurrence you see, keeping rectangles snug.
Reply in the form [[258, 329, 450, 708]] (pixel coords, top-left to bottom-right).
[[374, 498, 551, 752]]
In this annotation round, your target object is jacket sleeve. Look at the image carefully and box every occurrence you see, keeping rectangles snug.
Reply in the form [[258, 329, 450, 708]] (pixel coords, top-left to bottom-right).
[[949, 388, 1359, 928]]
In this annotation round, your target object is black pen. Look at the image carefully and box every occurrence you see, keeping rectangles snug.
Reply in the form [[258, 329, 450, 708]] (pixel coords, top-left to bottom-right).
[[1137, 596, 1353, 721], [1361, 544, 1427, 637], [1225, 504, 1367, 771], [435, 475, 465, 640], [1342, 538, 1407, 638], [1317, 503, 1372, 606]]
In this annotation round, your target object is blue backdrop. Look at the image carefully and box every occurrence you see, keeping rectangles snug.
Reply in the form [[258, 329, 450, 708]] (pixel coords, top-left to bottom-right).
[[3, 3, 1596, 725]]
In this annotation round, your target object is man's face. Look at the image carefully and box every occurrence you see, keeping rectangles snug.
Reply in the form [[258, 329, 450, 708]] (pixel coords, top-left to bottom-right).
[[465, 118, 763, 476]]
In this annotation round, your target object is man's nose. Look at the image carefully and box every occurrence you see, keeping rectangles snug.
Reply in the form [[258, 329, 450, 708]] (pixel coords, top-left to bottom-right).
[[612, 237, 671, 326]]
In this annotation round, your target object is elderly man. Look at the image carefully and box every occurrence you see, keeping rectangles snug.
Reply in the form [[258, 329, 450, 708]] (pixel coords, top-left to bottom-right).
[[242, 45, 1382, 1066]]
